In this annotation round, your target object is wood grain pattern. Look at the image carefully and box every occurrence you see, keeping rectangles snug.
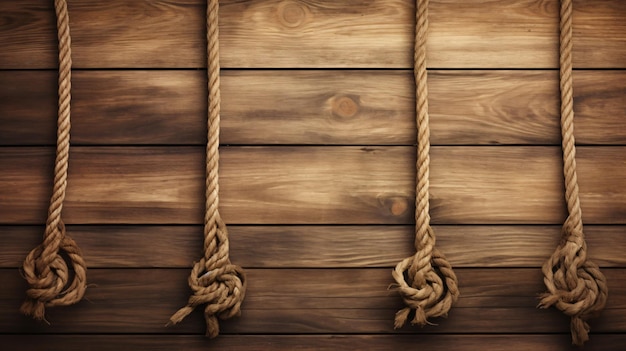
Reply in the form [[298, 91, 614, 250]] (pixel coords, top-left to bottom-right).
[[2, 225, 625, 268], [1, 0, 624, 68], [2, 70, 625, 146], [2, 334, 626, 351], [1, 268, 625, 334], [1, 1, 624, 348], [1, 146, 625, 225]]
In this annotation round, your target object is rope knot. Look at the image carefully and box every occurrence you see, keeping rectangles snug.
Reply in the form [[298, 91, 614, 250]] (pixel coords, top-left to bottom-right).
[[168, 0, 246, 338], [540, 221, 608, 345], [169, 260, 246, 338], [21, 0, 87, 321], [542, 0, 609, 345], [392, 245, 459, 328], [21, 222, 87, 320], [393, 0, 458, 330]]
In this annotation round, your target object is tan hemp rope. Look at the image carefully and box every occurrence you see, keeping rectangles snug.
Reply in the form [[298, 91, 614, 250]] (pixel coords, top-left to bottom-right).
[[167, 0, 246, 338], [21, 0, 87, 321], [538, 0, 608, 346], [391, 0, 459, 328]]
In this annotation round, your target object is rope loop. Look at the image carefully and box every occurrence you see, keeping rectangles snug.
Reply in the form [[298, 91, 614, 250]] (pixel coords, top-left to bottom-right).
[[168, 0, 246, 337], [539, 0, 607, 345], [392, 0, 458, 328], [21, 0, 87, 320]]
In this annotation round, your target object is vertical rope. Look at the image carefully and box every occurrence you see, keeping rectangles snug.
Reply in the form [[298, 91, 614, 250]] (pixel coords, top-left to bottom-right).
[[538, 0, 608, 346], [21, 0, 87, 321], [167, 0, 246, 338], [391, 0, 459, 328]]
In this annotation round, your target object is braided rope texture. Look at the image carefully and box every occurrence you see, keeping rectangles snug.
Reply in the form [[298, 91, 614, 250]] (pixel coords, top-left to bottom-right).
[[538, 0, 608, 346], [391, 0, 459, 328], [21, 0, 87, 321], [167, 0, 246, 338]]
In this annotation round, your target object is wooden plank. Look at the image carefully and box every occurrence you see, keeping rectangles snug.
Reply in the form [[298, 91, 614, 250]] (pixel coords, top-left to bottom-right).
[[0, 72, 57, 145], [2, 334, 626, 351], [0, 71, 204, 146], [1, 146, 625, 224], [1, 1, 624, 69], [0, 0, 56, 69], [2, 70, 625, 146], [0, 0, 203, 69], [2, 225, 625, 268], [574, 0, 626, 68], [1, 268, 625, 334]]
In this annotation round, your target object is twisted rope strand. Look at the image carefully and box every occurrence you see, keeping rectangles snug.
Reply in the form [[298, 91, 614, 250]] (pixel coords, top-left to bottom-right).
[[21, 0, 87, 321], [167, 0, 246, 338], [392, 0, 459, 328], [538, 0, 608, 345]]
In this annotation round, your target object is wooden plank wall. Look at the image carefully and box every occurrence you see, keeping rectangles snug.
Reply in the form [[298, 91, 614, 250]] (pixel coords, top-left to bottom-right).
[[1, 0, 625, 349]]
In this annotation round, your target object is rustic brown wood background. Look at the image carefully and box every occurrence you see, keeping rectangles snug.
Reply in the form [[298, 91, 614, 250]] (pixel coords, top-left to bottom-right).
[[1, 0, 625, 350]]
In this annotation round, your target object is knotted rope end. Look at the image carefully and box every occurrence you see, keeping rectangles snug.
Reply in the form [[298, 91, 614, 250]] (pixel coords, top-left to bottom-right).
[[20, 246, 87, 323], [394, 306, 438, 330], [205, 314, 220, 338], [166, 305, 194, 327], [168, 263, 246, 338], [571, 316, 590, 346], [537, 292, 560, 309], [391, 250, 458, 328], [20, 299, 49, 324], [410, 306, 435, 327], [539, 261, 607, 346], [394, 307, 411, 329]]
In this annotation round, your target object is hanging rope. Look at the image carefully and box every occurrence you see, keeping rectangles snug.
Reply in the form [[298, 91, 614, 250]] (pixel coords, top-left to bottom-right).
[[167, 0, 246, 338], [21, 0, 87, 321], [538, 0, 608, 346], [391, 0, 459, 328]]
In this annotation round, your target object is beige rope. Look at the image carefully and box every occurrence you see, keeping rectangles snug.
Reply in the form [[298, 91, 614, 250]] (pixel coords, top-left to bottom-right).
[[167, 0, 246, 338], [391, 0, 459, 328], [538, 0, 608, 346], [21, 0, 87, 321]]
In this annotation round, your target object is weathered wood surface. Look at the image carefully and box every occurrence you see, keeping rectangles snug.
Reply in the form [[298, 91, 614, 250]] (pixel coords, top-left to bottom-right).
[[1, 0, 625, 68], [1, 268, 625, 334], [1, 0, 625, 349], [1, 146, 625, 224], [1, 70, 625, 146], [2, 225, 625, 268]]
